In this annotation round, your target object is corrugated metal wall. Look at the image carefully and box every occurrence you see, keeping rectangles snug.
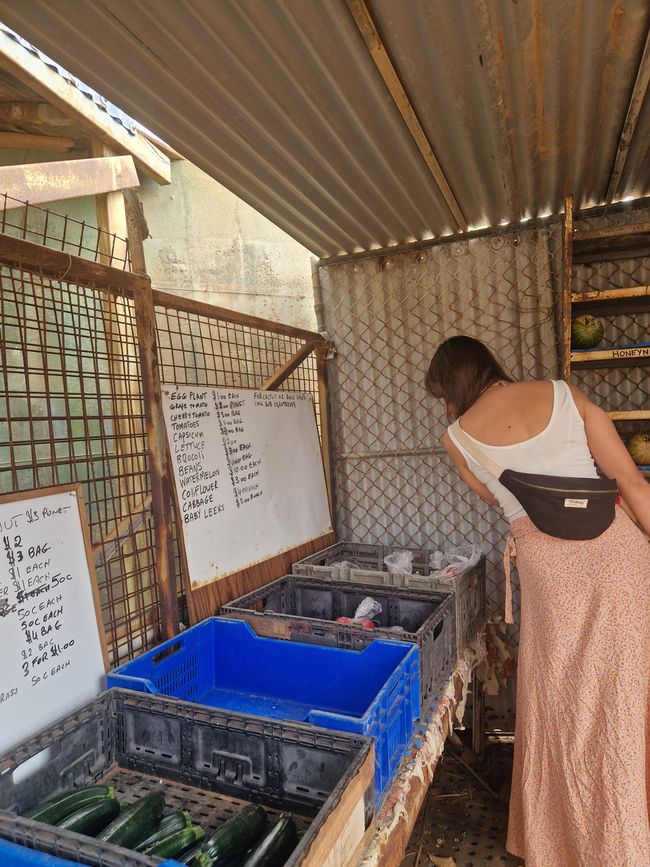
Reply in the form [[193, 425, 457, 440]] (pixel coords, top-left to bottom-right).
[[318, 205, 650, 725]]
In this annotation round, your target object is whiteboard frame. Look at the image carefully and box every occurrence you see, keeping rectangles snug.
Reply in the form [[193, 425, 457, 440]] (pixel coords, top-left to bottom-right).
[[0, 483, 109, 673], [163, 384, 333, 591]]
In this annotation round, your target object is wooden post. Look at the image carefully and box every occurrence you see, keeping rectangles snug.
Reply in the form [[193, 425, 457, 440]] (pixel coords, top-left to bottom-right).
[[316, 341, 335, 518], [126, 191, 179, 640], [562, 195, 574, 381]]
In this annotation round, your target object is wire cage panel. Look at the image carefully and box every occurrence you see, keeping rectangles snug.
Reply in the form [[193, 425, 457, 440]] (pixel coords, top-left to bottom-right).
[[0, 263, 158, 665]]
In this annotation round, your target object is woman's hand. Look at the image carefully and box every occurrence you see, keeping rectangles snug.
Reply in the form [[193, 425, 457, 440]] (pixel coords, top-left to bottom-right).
[[571, 385, 650, 535]]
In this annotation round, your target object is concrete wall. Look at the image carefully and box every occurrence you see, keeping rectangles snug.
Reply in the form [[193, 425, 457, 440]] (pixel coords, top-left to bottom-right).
[[139, 160, 317, 331]]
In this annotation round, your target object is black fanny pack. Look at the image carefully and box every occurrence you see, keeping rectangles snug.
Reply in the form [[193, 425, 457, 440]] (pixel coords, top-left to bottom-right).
[[450, 421, 618, 541]]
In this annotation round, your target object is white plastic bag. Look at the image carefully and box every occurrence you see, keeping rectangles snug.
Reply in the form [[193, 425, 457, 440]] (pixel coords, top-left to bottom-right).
[[353, 596, 382, 621], [383, 550, 413, 576], [429, 543, 482, 577]]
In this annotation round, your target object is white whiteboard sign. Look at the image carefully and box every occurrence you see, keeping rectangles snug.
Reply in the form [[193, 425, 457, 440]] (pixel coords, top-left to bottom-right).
[[0, 485, 107, 754], [162, 386, 332, 588]]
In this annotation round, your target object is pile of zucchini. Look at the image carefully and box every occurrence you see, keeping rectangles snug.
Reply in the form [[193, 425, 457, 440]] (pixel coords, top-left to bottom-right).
[[21, 783, 298, 866]]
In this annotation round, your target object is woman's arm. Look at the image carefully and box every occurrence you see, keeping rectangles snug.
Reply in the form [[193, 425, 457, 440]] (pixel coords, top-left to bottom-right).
[[570, 385, 650, 535], [442, 432, 500, 507]]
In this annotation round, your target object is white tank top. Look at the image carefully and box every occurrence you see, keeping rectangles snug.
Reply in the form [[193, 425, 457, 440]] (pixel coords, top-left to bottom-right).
[[446, 380, 599, 522]]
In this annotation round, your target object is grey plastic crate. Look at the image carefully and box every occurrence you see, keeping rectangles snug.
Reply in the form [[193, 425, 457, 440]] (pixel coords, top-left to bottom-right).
[[0, 689, 374, 867], [222, 575, 456, 718], [292, 542, 486, 656]]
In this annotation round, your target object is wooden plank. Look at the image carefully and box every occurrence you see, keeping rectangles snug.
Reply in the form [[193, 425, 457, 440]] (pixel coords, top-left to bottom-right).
[[0, 155, 139, 207], [570, 345, 650, 364], [260, 342, 318, 390], [345, 0, 467, 233], [0, 231, 148, 296], [0, 131, 74, 151], [562, 195, 573, 381], [573, 222, 650, 241], [0, 101, 72, 126], [606, 24, 650, 202], [133, 279, 179, 641], [571, 285, 650, 303], [302, 745, 375, 867], [90, 140, 129, 268], [608, 409, 650, 421], [0, 27, 171, 184], [317, 344, 335, 513], [152, 287, 326, 342]]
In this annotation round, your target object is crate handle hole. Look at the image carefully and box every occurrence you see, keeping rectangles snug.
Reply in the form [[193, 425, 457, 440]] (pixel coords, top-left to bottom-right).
[[12, 745, 56, 785], [152, 641, 183, 664], [432, 621, 443, 640]]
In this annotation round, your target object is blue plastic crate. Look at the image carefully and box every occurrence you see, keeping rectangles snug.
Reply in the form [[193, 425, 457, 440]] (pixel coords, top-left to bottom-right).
[[108, 618, 419, 801], [0, 839, 182, 867]]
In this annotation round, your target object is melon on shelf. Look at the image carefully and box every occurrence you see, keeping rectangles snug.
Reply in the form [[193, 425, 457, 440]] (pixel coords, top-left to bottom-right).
[[571, 314, 605, 350], [626, 433, 650, 466]]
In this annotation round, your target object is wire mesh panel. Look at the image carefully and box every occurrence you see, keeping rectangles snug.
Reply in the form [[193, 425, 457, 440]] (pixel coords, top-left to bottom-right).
[[0, 195, 130, 269], [0, 263, 158, 665]]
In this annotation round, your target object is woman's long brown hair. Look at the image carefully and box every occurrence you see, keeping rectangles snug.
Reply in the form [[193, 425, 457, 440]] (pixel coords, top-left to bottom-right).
[[425, 335, 513, 416]]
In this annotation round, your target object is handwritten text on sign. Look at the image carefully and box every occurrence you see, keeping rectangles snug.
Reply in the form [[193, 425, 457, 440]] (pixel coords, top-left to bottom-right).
[[0, 488, 106, 753], [162, 386, 332, 588]]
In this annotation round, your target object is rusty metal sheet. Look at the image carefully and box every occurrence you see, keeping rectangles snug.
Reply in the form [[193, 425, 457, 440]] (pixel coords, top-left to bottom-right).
[[1, 1, 650, 256]]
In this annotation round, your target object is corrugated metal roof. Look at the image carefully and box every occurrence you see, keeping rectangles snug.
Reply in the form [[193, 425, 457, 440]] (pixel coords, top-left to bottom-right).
[[1, 0, 650, 257], [0, 23, 139, 137]]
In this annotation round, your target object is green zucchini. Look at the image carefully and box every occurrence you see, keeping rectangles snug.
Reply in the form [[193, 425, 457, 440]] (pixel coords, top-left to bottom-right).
[[144, 825, 206, 858], [200, 805, 267, 863], [241, 815, 297, 867], [56, 798, 120, 836], [97, 790, 164, 848], [135, 810, 192, 850], [176, 844, 213, 866], [24, 785, 116, 825]]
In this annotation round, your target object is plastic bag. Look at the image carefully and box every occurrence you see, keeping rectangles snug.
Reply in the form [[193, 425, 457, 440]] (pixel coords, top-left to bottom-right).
[[353, 596, 382, 621], [429, 543, 482, 573], [383, 550, 413, 576], [329, 560, 359, 569], [335, 596, 382, 629]]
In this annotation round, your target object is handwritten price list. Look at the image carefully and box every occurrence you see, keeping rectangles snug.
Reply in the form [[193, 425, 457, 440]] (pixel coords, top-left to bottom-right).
[[161, 385, 332, 588], [0, 489, 106, 754], [0, 503, 74, 709]]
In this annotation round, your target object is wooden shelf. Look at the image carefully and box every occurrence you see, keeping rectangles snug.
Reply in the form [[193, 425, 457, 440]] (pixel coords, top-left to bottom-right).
[[570, 344, 650, 367], [609, 410, 650, 421], [571, 285, 650, 316], [573, 223, 650, 263]]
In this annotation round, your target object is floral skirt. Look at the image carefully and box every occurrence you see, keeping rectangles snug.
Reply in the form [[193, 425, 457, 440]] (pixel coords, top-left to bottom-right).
[[504, 506, 650, 866]]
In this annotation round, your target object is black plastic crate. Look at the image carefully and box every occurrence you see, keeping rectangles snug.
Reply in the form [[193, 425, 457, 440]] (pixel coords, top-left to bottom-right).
[[0, 690, 375, 867], [292, 542, 486, 656], [222, 575, 456, 718]]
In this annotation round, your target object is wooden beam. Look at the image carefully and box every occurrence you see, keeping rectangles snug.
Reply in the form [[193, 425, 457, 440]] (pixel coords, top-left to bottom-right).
[[0, 27, 171, 185], [0, 131, 74, 151], [0, 101, 72, 126], [0, 231, 148, 296], [260, 342, 319, 390], [606, 25, 650, 202], [90, 140, 129, 267], [562, 195, 573, 381], [151, 288, 326, 342], [345, 0, 468, 233], [0, 154, 138, 208]]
